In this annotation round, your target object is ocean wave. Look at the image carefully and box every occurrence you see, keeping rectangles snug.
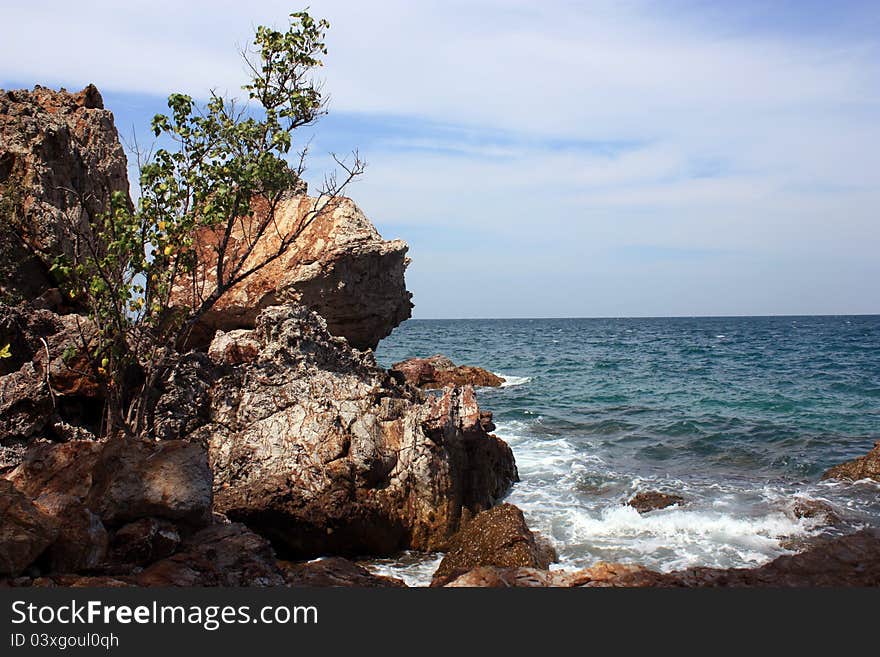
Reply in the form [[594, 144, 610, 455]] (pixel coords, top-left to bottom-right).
[[496, 373, 531, 387]]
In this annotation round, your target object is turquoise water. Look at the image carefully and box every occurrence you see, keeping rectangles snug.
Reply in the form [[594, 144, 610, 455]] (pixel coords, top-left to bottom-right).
[[372, 315, 880, 584]]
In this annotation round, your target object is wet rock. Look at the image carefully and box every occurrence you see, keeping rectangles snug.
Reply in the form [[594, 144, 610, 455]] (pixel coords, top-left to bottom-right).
[[790, 499, 841, 525], [0, 479, 58, 576], [391, 354, 505, 389], [822, 441, 880, 482], [431, 504, 555, 586], [626, 491, 686, 513], [280, 557, 406, 587], [0, 85, 131, 306], [134, 523, 285, 587], [172, 195, 412, 351]]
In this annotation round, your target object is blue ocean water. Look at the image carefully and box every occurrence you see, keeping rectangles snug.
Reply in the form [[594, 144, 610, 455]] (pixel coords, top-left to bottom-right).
[[372, 315, 880, 584]]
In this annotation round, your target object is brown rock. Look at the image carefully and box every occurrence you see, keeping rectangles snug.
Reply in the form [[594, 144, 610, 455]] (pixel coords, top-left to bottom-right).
[[207, 329, 261, 365], [171, 195, 412, 351], [134, 523, 285, 586], [0, 85, 131, 306], [108, 518, 181, 567], [822, 441, 880, 482], [162, 305, 516, 558], [431, 503, 555, 586], [0, 479, 58, 576], [280, 557, 406, 587], [626, 491, 686, 513], [34, 494, 108, 574], [391, 354, 505, 389], [790, 499, 840, 525]]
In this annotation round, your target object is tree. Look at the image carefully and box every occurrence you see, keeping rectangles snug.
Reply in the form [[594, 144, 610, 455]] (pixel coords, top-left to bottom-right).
[[53, 11, 364, 437]]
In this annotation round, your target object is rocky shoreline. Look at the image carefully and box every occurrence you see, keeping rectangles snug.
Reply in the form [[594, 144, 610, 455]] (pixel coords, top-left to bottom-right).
[[1, 86, 878, 588]]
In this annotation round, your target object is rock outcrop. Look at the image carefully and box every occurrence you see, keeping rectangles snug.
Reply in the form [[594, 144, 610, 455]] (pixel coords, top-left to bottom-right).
[[0, 85, 131, 306], [391, 354, 505, 389], [155, 304, 517, 558], [444, 530, 880, 587], [431, 503, 556, 586], [172, 195, 412, 351], [626, 491, 685, 513], [822, 441, 880, 482]]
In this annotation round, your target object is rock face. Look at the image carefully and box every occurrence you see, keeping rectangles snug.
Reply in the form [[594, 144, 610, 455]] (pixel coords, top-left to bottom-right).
[[0, 85, 131, 306], [156, 304, 517, 558], [445, 530, 880, 587], [431, 503, 556, 586], [626, 491, 685, 513], [391, 354, 505, 389], [822, 441, 880, 482], [0, 304, 102, 468], [172, 195, 412, 351], [0, 479, 58, 576]]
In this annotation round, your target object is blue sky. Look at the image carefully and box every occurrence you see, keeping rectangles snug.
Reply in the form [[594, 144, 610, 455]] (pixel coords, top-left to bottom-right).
[[3, 0, 879, 318]]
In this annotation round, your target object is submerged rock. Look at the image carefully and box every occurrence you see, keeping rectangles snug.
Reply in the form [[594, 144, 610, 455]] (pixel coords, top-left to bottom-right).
[[391, 354, 505, 389], [158, 304, 517, 558], [822, 441, 880, 482], [431, 503, 556, 586], [626, 491, 686, 513], [280, 557, 406, 587], [172, 195, 412, 351], [0, 85, 131, 306]]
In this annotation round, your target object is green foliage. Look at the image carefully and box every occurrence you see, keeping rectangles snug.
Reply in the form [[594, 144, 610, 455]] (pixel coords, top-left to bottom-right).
[[52, 11, 363, 436], [0, 343, 10, 359]]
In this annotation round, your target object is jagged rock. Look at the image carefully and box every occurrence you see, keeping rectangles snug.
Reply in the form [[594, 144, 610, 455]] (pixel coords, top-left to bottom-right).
[[207, 329, 261, 365], [431, 504, 556, 586], [626, 491, 686, 513], [35, 493, 108, 574], [391, 354, 505, 389], [822, 441, 880, 482], [0, 479, 58, 576], [108, 518, 181, 568], [134, 523, 285, 586], [159, 305, 516, 558], [280, 557, 406, 587], [789, 499, 840, 525], [0, 85, 131, 305], [444, 563, 649, 587], [172, 195, 412, 351]]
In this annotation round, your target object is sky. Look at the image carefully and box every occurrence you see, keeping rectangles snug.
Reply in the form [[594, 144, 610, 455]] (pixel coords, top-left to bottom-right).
[[2, 0, 879, 318]]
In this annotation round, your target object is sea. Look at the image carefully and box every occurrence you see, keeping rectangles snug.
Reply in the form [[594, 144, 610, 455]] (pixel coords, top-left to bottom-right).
[[368, 315, 880, 586]]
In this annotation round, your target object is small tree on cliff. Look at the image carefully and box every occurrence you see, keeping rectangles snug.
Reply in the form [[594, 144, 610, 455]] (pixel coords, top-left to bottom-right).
[[53, 11, 364, 436]]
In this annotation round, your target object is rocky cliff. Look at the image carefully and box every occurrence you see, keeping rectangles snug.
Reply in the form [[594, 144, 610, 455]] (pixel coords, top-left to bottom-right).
[[173, 194, 413, 351], [0, 85, 131, 306]]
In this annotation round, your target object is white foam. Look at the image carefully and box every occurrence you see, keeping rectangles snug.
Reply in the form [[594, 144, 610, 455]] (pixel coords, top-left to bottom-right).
[[496, 373, 531, 387]]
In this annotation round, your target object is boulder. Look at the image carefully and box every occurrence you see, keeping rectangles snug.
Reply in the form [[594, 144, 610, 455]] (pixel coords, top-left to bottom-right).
[[822, 441, 880, 482], [0, 479, 59, 576], [156, 304, 517, 558], [280, 557, 406, 587], [0, 85, 130, 306], [626, 491, 685, 513], [391, 354, 505, 389], [34, 494, 108, 574], [171, 195, 412, 351], [134, 523, 285, 587], [431, 503, 555, 586]]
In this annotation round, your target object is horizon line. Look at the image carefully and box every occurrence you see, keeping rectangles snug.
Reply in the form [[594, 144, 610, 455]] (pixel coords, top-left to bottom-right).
[[405, 312, 880, 321]]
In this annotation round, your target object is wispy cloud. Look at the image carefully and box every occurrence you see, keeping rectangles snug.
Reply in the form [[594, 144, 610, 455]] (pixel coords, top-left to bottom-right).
[[2, 0, 878, 317]]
